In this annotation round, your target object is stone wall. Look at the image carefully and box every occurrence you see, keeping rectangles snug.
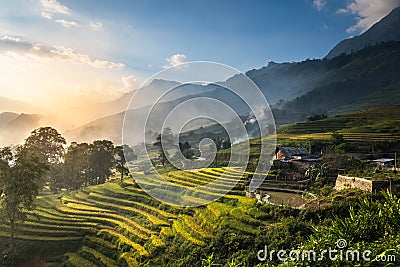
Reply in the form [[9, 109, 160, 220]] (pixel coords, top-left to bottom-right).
[[334, 175, 389, 193]]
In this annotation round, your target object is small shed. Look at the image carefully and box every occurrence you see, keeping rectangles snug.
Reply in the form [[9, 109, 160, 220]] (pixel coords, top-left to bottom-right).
[[274, 147, 310, 160], [371, 158, 394, 166]]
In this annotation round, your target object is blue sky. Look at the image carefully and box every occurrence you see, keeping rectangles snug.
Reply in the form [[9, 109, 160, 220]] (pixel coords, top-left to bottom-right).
[[0, 0, 399, 116], [63, 0, 358, 70]]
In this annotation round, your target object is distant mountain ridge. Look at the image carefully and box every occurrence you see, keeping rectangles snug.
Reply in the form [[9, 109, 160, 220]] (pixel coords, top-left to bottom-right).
[[0, 112, 41, 146], [65, 85, 253, 145], [326, 6, 400, 58], [99, 79, 216, 116], [0, 95, 40, 114], [68, 39, 400, 144], [279, 41, 400, 124]]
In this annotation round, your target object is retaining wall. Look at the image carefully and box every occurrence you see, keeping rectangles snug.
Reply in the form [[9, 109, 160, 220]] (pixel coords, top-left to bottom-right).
[[334, 175, 389, 193]]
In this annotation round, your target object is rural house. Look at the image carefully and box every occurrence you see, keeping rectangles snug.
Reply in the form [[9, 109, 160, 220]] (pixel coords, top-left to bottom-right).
[[273, 146, 311, 160]]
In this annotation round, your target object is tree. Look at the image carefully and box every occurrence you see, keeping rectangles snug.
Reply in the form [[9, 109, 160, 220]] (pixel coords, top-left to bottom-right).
[[115, 145, 136, 181], [0, 146, 48, 250], [305, 163, 328, 183], [88, 140, 115, 184], [179, 141, 194, 159], [61, 142, 91, 190], [221, 139, 231, 150], [321, 147, 348, 176], [153, 128, 174, 167], [213, 136, 231, 151], [24, 127, 66, 164], [122, 144, 137, 162], [154, 134, 168, 166], [306, 114, 328, 121], [331, 132, 345, 146], [162, 127, 174, 144], [0, 147, 13, 196], [24, 127, 66, 189]]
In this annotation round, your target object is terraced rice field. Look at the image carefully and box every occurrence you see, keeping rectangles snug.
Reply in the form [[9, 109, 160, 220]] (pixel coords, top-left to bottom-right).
[[275, 132, 400, 142], [273, 106, 400, 143], [1, 167, 272, 266]]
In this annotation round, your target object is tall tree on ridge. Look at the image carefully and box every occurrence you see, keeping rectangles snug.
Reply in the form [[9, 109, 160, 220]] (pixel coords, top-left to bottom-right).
[[0, 146, 48, 251], [89, 140, 115, 185], [24, 127, 66, 190]]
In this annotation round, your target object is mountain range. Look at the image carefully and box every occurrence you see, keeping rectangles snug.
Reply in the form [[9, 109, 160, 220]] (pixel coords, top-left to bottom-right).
[[1, 6, 400, 145], [326, 7, 400, 58], [0, 95, 40, 114], [0, 112, 41, 146]]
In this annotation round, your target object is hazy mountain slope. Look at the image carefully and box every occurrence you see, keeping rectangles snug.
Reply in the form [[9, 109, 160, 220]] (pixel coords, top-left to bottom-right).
[[99, 79, 216, 116], [63, 112, 123, 144], [0, 113, 41, 146], [243, 60, 331, 103], [280, 42, 400, 123], [63, 7, 400, 144], [326, 7, 400, 58], [68, 39, 400, 144], [0, 95, 40, 114], [65, 86, 253, 145], [0, 112, 19, 125]]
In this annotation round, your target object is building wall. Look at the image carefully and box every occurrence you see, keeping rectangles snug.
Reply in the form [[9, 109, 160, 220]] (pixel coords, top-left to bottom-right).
[[274, 150, 286, 160], [334, 175, 389, 193]]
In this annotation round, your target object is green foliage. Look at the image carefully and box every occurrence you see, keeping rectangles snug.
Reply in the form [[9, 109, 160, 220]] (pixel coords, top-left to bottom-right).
[[277, 106, 400, 147], [81, 245, 118, 267], [279, 42, 400, 123], [202, 253, 220, 267], [59, 142, 91, 191], [307, 114, 328, 122], [115, 145, 135, 181], [65, 252, 97, 267], [153, 127, 174, 167], [289, 192, 400, 266], [305, 163, 328, 183], [89, 140, 115, 185], [24, 127, 66, 164], [179, 141, 195, 159], [0, 146, 48, 250], [3, 164, 400, 267]]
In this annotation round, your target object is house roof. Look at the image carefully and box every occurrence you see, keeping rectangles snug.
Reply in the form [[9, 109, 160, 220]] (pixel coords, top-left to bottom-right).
[[372, 158, 394, 163], [275, 147, 310, 158], [347, 153, 374, 160]]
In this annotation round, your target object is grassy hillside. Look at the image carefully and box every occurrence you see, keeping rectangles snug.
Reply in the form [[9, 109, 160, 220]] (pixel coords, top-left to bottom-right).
[[278, 42, 400, 123], [4, 166, 399, 266], [277, 106, 400, 143], [2, 134, 400, 266], [0, 167, 277, 266]]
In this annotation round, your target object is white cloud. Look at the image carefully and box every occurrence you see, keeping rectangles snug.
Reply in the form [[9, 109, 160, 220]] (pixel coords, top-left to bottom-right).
[[1, 36, 22, 42], [52, 46, 124, 69], [56, 19, 79, 28], [0, 35, 125, 70], [313, 0, 326, 11], [337, 0, 400, 34], [40, 0, 70, 15], [41, 11, 53, 20], [90, 21, 103, 31], [163, 53, 188, 69], [121, 74, 138, 93]]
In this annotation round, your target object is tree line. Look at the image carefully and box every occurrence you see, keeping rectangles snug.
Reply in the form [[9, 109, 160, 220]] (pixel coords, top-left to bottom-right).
[[27, 127, 137, 192], [0, 126, 137, 251]]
